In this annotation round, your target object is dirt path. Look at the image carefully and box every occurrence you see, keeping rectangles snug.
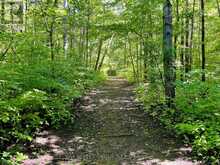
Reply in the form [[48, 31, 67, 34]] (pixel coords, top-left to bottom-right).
[[23, 78, 199, 165]]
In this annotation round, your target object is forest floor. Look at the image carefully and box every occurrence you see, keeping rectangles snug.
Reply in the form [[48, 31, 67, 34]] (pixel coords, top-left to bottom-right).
[[23, 77, 200, 165]]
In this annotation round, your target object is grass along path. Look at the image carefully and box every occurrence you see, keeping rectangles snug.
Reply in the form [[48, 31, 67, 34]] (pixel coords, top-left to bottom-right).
[[23, 77, 200, 165]]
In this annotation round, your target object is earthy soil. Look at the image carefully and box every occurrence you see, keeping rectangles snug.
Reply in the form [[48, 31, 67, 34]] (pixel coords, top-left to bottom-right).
[[23, 78, 200, 165]]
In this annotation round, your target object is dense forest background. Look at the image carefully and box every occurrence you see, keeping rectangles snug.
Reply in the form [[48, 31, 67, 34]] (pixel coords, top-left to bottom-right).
[[0, 0, 220, 164]]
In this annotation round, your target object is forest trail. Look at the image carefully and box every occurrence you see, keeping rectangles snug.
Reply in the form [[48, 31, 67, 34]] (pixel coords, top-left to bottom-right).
[[23, 78, 199, 165]]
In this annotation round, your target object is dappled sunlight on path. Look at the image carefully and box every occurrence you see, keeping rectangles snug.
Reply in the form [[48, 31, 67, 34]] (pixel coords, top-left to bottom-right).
[[23, 77, 201, 165]]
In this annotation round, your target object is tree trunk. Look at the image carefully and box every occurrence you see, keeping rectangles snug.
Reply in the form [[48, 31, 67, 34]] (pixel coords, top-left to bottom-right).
[[79, 28, 85, 59], [163, 0, 176, 107], [143, 41, 148, 81], [128, 40, 138, 82], [136, 41, 140, 82], [63, 0, 68, 59], [85, 1, 90, 67], [1, 0, 5, 25], [98, 34, 114, 71], [49, 28, 54, 61], [22, 0, 28, 32], [180, 15, 185, 81], [174, 0, 179, 59], [216, 0, 220, 17], [94, 39, 103, 71], [85, 21, 89, 67], [189, 0, 196, 70], [185, 0, 191, 75], [201, 0, 206, 81], [10, 2, 14, 32]]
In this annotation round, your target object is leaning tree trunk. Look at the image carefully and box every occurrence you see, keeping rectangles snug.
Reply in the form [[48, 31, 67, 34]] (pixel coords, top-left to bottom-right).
[[163, 0, 176, 107], [98, 34, 114, 71], [94, 39, 103, 71]]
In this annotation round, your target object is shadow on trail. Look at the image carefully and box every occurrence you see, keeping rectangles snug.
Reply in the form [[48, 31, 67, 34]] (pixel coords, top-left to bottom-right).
[[23, 77, 200, 165]]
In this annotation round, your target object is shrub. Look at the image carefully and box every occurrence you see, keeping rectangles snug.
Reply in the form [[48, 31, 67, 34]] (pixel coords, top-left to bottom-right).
[[136, 80, 220, 163], [0, 60, 105, 163]]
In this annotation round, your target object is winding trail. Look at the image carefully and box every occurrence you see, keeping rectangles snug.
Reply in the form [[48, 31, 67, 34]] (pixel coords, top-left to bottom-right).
[[23, 78, 200, 165]]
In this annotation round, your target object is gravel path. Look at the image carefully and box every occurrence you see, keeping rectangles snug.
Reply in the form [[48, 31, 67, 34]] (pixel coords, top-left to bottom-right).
[[23, 78, 200, 165]]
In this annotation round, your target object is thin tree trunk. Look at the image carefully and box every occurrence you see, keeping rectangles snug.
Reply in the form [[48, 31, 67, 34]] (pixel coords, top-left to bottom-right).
[[189, 0, 196, 69], [185, 0, 191, 74], [143, 41, 148, 81], [85, 1, 90, 67], [174, 0, 179, 59], [128, 40, 138, 82], [1, 0, 5, 25], [48, 0, 58, 61], [10, 2, 14, 32], [180, 15, 185, 81], [98, 34, 114, 71], [163, 0, 176, 107], [49, 28, 54, 60], [85, 22, 89, 66], [98, 48, 108, 71], [23, 0, 28, 32], [94, 39, 103, 71], [124, 43, 127, 68], [136, 41, 140, 82], [201, 0, 206, 81], [139, 40, 143, 80], [216, 0, 220, 17], [63, 0, 68, 59], [79, 28, 85, 60], [89, 46, 94, 67]]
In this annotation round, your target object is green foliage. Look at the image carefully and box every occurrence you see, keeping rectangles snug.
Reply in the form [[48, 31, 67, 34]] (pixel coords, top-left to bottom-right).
[[136, 82, 165, 109], [174, 80, 220, 163], [118, 68, 135, 83], [136, 80, 220, 163], [0, 60, 104, 162], [1, 151, 28, 165]]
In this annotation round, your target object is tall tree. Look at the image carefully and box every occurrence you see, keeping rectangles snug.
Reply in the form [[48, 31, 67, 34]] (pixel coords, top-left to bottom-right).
[[174, 0, 179, 59], [63, 0, 68, 58], [94, 39, 103, 71], [216, 0, 220, 17], [185, 0, 191, 74], [201, 0, 205, 81], [163, 0, 176, 107], [1, 0, 5, 25], [189, 0, 196, 70]]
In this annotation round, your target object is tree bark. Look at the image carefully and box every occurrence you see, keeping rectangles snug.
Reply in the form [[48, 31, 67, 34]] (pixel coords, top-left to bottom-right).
[[185, 0, 191, 74], [201, 0, 206, 81], [128, 40, 138, 82], [180, 19, 185, 81], [94, 39, 103, 71], [174, 0, 179, 59], [216, 0, 220, 17], [1, 0, 5, 25], [143, 41, 148, 81], [189, 0, 196, 70], [163, 0, 176, 107], [49, 28, 54, 61], [98, 34, 114, 71], [85, 0, 90, 67], [63, 0, 68, 59]]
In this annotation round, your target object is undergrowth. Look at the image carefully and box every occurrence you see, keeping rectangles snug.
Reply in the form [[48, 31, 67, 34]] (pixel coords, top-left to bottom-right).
[[0, 60, 104, 164], [136, 79, 220, 164]]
